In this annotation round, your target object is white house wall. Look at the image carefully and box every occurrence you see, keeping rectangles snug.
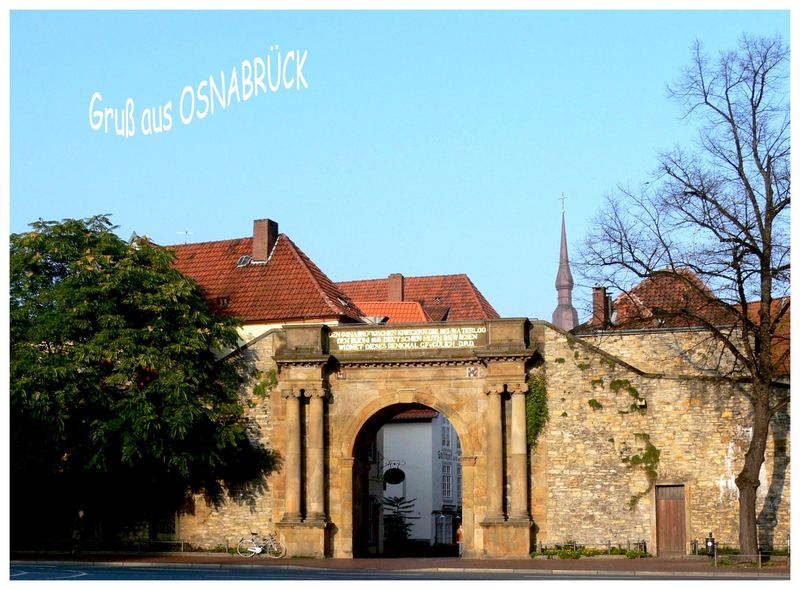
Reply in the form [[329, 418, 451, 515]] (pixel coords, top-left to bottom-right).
[[381, 421, 433, 540]]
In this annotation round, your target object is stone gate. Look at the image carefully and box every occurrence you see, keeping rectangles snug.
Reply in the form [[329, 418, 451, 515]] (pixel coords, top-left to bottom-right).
[[273, 318, 535, 558]]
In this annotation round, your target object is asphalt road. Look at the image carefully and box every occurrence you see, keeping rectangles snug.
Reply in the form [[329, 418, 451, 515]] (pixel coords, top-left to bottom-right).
[[9, 562, 789, 581]]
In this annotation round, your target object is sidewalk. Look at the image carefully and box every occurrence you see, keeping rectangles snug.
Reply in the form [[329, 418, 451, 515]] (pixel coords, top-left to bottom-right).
[[12, 552, 790, 578]]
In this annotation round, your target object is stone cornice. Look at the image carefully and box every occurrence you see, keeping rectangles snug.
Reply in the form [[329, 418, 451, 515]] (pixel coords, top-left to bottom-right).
[[274, 354, 332, 368], [334, 357, 481, 368], [328, 347, 534, 368], [474, 348, 534, 362]]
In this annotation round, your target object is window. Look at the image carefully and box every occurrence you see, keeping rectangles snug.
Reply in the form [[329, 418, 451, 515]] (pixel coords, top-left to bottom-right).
[[435, 514, 453, 544], [442, 464, 453, 499], [366, 438, 378, 463], [441, 420, 451, 448], [456, 464, 462, 499]]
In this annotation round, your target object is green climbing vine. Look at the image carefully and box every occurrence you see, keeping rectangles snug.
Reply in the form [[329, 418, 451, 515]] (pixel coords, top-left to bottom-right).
[[587, 398, 603, 410], [609, 379, 647, 412], [621, 433, 661, 509], [526, 373, 549, 448]]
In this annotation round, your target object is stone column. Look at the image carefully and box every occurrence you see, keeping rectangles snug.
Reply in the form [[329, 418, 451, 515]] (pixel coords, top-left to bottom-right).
[[281, 387, 303, 522], [338, 457, 355, 557], [460, 455, 478, 556], [509, 383, 530, 521], [306, 387, 327, 523], [484, 384, 505, 522]]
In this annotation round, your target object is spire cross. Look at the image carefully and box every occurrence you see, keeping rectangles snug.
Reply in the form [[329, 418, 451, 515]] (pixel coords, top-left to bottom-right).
[[560, 192, 567, 213]]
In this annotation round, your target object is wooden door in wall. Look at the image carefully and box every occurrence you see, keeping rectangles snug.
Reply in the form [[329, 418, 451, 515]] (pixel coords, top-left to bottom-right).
[[656, 485, 686, 556]]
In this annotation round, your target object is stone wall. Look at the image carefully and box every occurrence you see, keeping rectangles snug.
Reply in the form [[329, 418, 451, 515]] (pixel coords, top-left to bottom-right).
[[177, 331, 282, 549], [580, 328, 741, 376], [175, 320, 789, 556], [533, 323, 790, 551]]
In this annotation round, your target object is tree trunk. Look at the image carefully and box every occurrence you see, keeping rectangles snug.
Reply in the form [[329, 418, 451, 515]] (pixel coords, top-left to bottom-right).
[[735, 383, 771, 558]]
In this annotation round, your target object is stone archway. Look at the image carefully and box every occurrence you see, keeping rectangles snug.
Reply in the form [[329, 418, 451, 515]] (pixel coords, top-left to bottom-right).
[[348, 401, 466, 557], [273, 319, 535, 559]]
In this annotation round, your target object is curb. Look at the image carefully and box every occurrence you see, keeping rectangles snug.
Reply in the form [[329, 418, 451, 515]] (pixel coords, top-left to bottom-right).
[[415, 568, 788, 578], [14, 560, 789, 579]]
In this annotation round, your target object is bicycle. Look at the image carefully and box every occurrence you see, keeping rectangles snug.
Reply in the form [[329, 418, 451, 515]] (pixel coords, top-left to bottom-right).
[[236, 531, 287, 558]]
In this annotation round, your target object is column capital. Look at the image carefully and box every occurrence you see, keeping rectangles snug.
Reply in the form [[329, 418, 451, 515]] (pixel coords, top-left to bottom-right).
[[460, 455, 478, 467], [280, 384, 329, 399], [303, 386, 328, 399], [485, 383, 505, 395], [508, 382, 528, 396], [280, 387, 302, 399]]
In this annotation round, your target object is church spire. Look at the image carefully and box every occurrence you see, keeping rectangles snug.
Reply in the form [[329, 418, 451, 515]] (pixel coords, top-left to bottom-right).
[[552, 206, 579, 331]]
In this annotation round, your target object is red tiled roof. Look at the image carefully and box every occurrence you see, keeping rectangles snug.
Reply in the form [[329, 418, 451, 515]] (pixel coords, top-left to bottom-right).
[[582, 271, 790, 377], [606, 270, 735, 329], [390, 408, 438, 422], [170, 235, 364, 323], [748, 298, 790, 377], [356, 301, 432, 324], [424, 304, 451, 322], [337, 274, 499, 321]]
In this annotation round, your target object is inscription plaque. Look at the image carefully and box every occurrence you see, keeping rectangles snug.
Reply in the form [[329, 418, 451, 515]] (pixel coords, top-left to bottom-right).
[[329, 325, 487, 352]]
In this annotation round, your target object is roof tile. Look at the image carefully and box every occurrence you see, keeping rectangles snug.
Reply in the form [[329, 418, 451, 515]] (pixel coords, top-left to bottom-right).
[[356, 301, 432, 323], [606, 270, 735, 329], [337, 274, 499, 321], [170, 235, 364, 323]]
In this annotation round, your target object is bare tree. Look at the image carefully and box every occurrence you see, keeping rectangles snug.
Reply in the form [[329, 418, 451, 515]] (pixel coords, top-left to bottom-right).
[[579, 35, 789, 557]]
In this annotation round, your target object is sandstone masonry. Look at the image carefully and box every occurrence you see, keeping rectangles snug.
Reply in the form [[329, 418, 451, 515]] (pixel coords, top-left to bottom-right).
[[176, 319, 790, 557]]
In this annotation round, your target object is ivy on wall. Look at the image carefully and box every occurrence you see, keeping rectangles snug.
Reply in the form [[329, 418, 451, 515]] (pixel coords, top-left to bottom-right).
[[610, 378, 647, 413], [526, 373, 549, 447], [621, 433, 661, 509]]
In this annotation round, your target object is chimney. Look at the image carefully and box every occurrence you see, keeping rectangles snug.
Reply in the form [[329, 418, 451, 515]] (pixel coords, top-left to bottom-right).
[[252, 219, 279, 261], [592, 286, 608, 327], [388, 273, 404, 301]]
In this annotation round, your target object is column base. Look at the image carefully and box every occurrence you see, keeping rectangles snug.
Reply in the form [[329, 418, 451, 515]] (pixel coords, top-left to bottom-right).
[[277, 520, 329, 558], [280, 512, 304, 524], [304, 513, 328, 524], [480, 520, 533, 558], [481, 514, 507, 525]]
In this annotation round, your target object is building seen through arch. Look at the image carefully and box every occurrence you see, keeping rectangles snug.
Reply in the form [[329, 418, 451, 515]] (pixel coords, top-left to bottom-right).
[[356, 405, 462, 556]]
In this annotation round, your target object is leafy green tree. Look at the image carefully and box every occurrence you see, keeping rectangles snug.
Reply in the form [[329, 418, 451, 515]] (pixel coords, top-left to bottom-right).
[[10, 215, 278, 545]]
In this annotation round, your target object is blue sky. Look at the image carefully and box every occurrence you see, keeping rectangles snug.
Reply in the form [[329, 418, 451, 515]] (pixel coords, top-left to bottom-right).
[[9, 9, 790, 321]]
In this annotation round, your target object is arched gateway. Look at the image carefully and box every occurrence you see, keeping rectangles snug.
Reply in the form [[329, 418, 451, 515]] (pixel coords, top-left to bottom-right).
[[349, 402, 462, 557], [273, 319, 536, 558]]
